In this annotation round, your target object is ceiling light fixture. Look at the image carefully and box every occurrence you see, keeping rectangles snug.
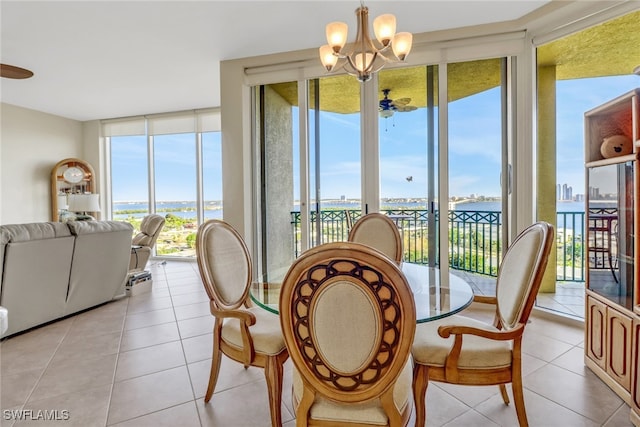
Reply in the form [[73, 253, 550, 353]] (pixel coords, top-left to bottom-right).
[[319, 2, 412, 82]]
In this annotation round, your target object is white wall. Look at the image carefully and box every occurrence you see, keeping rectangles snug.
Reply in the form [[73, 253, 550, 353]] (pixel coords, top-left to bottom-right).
[[0, 103, 83, 224]]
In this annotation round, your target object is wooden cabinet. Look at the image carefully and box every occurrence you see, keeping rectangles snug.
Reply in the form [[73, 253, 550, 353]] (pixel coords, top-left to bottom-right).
[[586, 293, 633, 402], [607, 305, 633, 391], [631, 315, 640, 426], [583, 89, 639, 420], [586, 295, 606, 370], [51, 158, 97, 222]]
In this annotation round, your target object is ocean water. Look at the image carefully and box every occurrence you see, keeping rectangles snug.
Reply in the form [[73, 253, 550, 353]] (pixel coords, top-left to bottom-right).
[[113, 200, 586, 220]]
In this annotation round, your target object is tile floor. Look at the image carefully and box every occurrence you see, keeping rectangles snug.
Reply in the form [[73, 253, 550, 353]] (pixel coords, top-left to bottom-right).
[[0, 260, 632, 426]]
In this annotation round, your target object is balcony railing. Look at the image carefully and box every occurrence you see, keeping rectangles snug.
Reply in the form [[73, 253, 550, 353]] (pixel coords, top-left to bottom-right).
[[292, 208, 596, 282]]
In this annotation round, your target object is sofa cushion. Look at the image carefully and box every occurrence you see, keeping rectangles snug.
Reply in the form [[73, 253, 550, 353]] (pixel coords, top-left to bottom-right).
[[65, 220, 134, 314], [0, 222, 75, 337], [1, 222, 71, 243]]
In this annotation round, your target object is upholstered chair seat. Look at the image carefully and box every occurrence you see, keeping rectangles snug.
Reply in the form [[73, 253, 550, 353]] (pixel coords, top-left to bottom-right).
[[220, 306, 287, 356], [412, 316, 512, 369], [291, 360, 413, 426]]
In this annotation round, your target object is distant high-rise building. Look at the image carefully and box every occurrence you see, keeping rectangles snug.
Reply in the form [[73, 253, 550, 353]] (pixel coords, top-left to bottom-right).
[[557, 183, 574, 201]]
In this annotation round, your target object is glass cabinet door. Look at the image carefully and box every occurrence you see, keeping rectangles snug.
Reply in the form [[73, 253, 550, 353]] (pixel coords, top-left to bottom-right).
[[587, 160, 635, 309]]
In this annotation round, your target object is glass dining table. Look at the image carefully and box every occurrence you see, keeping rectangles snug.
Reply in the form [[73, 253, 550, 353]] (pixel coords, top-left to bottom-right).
[[250, 262, 475, 323]]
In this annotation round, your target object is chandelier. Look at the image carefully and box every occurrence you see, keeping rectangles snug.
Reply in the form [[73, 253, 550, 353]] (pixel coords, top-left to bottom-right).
[[319, 3, 413, 82]]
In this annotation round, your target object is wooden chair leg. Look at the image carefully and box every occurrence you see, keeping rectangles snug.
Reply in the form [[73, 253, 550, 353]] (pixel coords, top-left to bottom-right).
[[499, 384, 510, 404], [264, 355, 284, 427], [205, 335, 223, 402], [412, 364, 429, 427], [511, 375, 529, 427]]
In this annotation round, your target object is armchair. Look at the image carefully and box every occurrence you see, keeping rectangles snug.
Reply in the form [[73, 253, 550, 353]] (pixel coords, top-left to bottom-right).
[[129, 214, 165, 272], [411, 221, 554, 427]]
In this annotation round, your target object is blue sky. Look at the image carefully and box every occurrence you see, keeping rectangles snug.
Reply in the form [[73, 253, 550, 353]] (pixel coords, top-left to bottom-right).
[[111, 75, 638, 203]]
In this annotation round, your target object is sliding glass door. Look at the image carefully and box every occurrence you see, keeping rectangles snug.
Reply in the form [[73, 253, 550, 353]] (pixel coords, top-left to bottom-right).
[[253, 57, 513, 287], [447, 58, 508, 280], [377, 65, 439, 266]]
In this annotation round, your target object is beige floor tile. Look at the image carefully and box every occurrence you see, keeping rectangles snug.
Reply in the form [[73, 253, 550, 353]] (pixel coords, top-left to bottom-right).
[[115, 341, 185, 382], [526, 315, 585, 346], [1, 317, 69, 346], [197, 378, 292, 427], [432, 382, 499, 409], [29, 354, 117, 402], [442, 409, 500, 426], [18, 384, 112, 427], [53, 331, 121, 362], [174, 302, 211, 321], [177, 316, 214, 339], [602, 403, 634, 426], [551, 346, 591, 377], [187, 357, 265, 399], [124, 308, 176, 331], [0, 343, 58, 378], [475, 389, 599, 426], [522, 330, 574, 362], [66, 311, 126, 339], [109, 401, 201, 427], [143, 287, 171, 299], [1, 368, 41, 410], [126, 296, 174, 315], [107, 366, 194, 425], [182, 333, 214, 364], [169, 284, 205, 296], [421, 383, 470, 426], [524, 364, 624, 424], [119, 322, 180, 352], [170, 291, 209, 308], [521, 353, 548, 377]]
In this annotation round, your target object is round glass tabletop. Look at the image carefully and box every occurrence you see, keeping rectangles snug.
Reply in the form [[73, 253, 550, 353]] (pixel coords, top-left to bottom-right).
[[250, 262, 474, 323]]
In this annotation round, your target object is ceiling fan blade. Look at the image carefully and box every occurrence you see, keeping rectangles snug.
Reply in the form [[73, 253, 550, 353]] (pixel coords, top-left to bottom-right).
[[396, 105, 417, 112], [391, 97, 411, 106], [0, 64, 34, 79]]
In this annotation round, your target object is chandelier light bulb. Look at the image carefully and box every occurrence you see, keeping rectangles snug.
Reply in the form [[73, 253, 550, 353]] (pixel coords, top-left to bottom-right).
[[373, 14, 396, 46], [326, 22, 348, 53], [319, 45, 338, 71], [392, 32, 413, 60], [354, 52, 375, 73]]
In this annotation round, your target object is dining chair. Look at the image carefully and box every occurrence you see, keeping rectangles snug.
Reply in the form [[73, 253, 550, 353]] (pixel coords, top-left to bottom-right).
[[348, 212, 403, 265], [280, 241, 416, 427], [411, 221, 554, 427], [195, 219, 288, 427]]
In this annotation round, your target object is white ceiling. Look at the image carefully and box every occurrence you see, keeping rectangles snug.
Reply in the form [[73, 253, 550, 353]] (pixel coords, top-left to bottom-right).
[[1, 1, 550, 122]]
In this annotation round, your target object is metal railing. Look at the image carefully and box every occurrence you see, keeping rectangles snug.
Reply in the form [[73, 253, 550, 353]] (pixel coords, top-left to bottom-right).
[[292, 208, 596, 282]]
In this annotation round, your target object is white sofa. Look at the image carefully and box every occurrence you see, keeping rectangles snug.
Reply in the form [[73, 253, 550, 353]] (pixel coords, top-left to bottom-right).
[[0, 220, 133, 338]]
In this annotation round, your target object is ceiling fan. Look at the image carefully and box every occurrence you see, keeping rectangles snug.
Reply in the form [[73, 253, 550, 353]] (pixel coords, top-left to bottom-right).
[[379, 89, 416, 118], [1, 64, 34, 79]]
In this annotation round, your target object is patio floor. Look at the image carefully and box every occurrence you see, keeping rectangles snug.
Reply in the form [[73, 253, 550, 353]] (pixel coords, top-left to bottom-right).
[[451, 270, 585, 319]]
